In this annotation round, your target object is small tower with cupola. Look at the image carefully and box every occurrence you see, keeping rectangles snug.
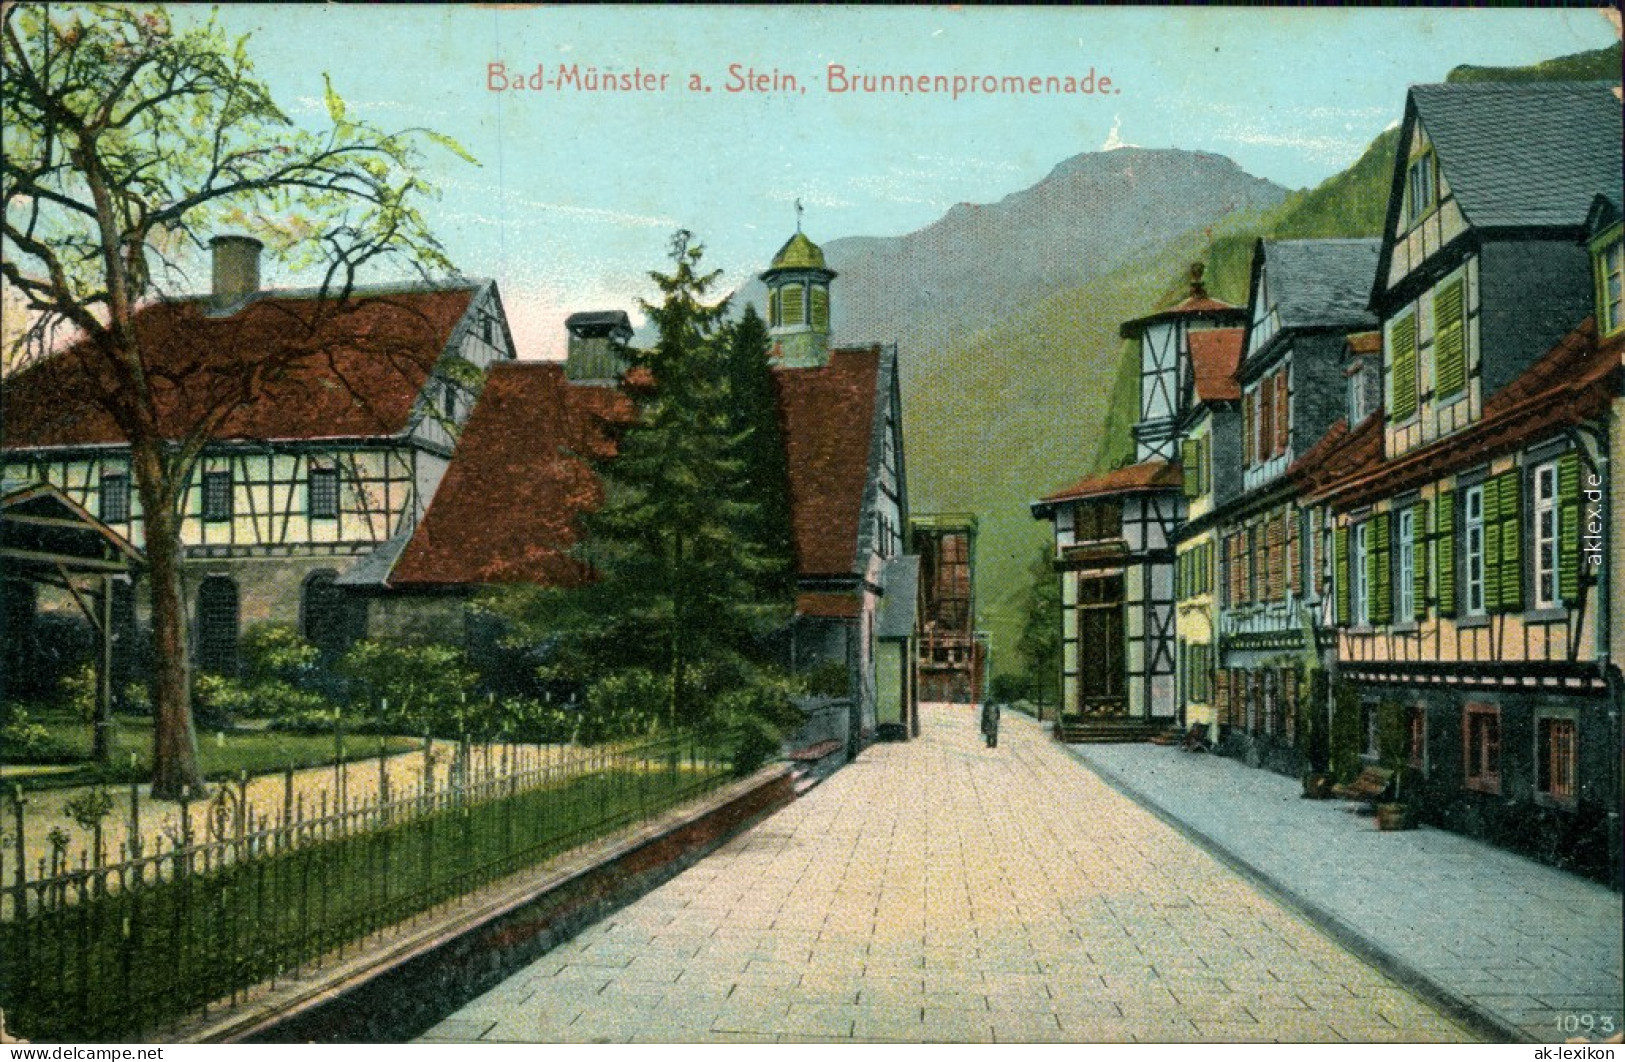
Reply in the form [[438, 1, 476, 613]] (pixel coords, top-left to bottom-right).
[[762, 225, 836, 369]]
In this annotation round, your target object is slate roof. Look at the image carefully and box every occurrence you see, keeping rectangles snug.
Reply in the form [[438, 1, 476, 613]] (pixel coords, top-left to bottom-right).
[[1409, 81, 1622, 231], [774, 347, 884, 578], [1257, 239, 1381, 332], [564, 310, 633, 338], [1033, 459, 1182, 514], [877, 555, 921, 640], [1189, 328, 1244, 403], [2, 283, 481, 449], [383, 362, 634, 588], [1302, 317, 1621, 509]]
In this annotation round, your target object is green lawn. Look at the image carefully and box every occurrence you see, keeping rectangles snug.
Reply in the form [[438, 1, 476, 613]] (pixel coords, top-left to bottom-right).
[[1, 714, 421, 791]]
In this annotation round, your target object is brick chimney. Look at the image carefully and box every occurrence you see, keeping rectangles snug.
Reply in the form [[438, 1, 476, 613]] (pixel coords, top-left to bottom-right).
[[210, 235, 263, 303]]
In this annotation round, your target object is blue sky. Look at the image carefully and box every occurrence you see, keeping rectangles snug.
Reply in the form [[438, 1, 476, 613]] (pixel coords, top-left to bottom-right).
[[187, 4, 1616, 359]]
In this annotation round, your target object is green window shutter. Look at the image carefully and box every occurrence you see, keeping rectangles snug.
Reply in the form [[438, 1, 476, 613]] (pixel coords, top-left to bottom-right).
[[1181, 440, 1200, 498], [1483, 476, 1503, 613], [1413, 500, 1430, 621], [1437, 491, 1457, 617], [767, 288, 779, 327], [1558, 452, 1581, 604], [1434, 279, 1466, 399], [1391, 315, 1418, 421], [1497, 471, 1523, 612], [781, 284, 804, 324], [1199, 438, 1210, 495], [810, 285, 830, 329], [1334, 524, 1350, 627], [1370, 513, 1392, 626]]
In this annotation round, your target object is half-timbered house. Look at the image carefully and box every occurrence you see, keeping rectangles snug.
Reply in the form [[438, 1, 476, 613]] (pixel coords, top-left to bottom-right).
[[1, 236, 516, 675], [1305, 80, 1622, 882], [350, 231, 917, 759], [1032, 268, 1245, 737], [1209, 238, 1380, 770], [1171, 327, 1243, 735]]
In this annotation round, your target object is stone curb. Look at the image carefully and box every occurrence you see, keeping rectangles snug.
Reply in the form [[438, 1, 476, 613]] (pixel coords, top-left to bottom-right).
[[1042, 723, 1519, 1045]]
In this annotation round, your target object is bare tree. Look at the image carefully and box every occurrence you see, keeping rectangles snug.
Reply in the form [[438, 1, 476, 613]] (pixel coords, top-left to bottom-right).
[[2, 4, 473, 796]]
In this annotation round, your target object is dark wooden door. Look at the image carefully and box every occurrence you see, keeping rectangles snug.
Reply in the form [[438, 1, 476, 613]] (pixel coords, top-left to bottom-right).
[[1076, 575, 1126, 716]]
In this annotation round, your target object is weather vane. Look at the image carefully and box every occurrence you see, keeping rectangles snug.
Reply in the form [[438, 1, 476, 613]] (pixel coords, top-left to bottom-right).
[[795, 197, 804, 233]]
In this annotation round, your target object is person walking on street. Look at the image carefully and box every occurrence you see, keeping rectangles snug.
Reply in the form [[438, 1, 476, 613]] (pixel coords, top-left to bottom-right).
[[981, 701, 1000, 748]]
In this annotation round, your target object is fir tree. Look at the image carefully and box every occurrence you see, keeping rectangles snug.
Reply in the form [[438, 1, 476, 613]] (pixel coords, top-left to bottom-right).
[[1015, 544, 1063, 717], [481, 232, 795, 737], [723, 303, 797, 599]]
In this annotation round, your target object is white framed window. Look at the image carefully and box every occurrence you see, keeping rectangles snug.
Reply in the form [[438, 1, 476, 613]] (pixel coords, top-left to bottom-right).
[[1396, 507, 1415, 621], [1351, 521, 1369, 626], [1598, 235, 1623, 336], [1464, 485, 1485, 616], [1533, 462, 1558, 610], [1406, 152, 1436, 224]]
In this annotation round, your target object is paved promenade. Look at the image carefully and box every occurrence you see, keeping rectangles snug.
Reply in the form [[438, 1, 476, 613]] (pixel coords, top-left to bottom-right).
[[1071, 740, 1624, 1044], [421, 705, 1470, 1043]]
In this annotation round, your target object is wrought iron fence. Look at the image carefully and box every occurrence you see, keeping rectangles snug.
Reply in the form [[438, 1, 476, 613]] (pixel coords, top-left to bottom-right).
[[0, 730, 737, 1042]]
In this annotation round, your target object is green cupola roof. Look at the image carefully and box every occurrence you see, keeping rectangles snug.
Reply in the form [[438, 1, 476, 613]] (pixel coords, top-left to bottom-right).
[[770, 232, 828, 271]]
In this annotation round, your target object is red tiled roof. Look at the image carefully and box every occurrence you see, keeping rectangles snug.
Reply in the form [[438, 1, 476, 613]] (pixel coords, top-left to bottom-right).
[[2, 286, 478, 448], [1189, 328, 1244, 402], [775, 347, 882, 578], [1120, 290, 1244, 339], [1289, 413, 1384, 497], [387, 363, 633, 587], [796, 592, 861, 618], [1305, 317, 1621, 508], [1169, 293, 1238, 315], [1040, 459, 1182, 506]]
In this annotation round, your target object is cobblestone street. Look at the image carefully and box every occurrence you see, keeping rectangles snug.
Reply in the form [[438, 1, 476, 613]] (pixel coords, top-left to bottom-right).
[[422, 705, 1472, 1043]]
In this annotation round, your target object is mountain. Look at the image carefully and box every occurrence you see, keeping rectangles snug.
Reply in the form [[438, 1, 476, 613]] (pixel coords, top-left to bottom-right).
[[729, 150, 1289, 672], [736, 148, 1287, 361]]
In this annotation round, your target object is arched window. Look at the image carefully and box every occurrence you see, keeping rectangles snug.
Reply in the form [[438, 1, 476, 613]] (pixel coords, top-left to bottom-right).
[[196, 576, 239, 675], [302, 570, 365, 659]]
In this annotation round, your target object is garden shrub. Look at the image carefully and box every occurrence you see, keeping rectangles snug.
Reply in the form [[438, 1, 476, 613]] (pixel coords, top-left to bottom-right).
[[0, 706, 60, 762], [1330, 678, 1363, 784], [801, 660, 850, 699], [708, 672, 803, 776], [241, 624, 321, 689], [338, 640, 481, 737], [579, 670, 667, 743]]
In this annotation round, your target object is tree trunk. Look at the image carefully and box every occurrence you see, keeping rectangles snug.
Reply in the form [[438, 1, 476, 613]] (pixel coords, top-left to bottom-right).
[[133, 439, 204, 799]]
